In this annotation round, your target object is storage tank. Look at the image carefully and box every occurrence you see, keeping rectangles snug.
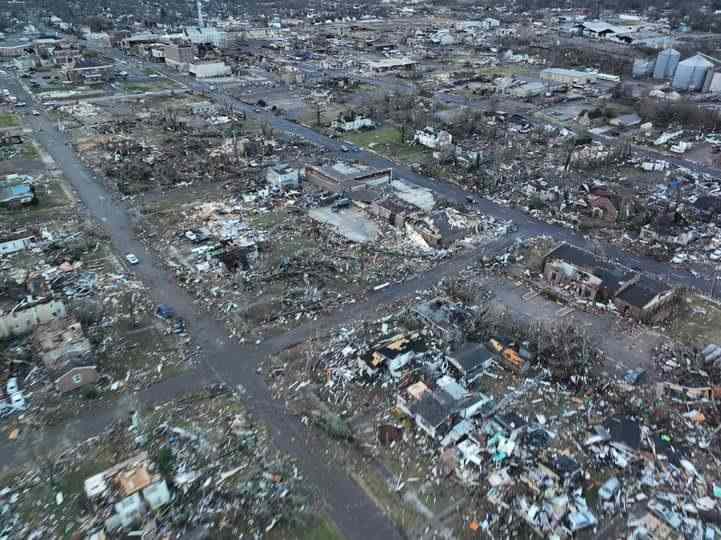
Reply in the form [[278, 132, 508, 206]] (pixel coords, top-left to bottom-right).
[[632, 57, 655, 78], [653, 48, 680, 79], [672, 54, 714, 91]]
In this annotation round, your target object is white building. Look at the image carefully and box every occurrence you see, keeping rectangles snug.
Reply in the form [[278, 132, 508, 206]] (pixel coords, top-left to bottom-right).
[[188, 61, 231, 79], [431, 30, 455, 45], [540, 68, 597, 85], [481, 18, 501, 30], [414, 128, 453, 149], [332, 115, 374, 132], [191, 101, 217, 115], [266, 163, 300, 189]]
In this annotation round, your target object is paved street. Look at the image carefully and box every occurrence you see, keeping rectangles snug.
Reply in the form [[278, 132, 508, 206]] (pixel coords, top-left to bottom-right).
[[138, 57, 716, 296], [4, 76, 406, 540], [2, 54, 714, 537]]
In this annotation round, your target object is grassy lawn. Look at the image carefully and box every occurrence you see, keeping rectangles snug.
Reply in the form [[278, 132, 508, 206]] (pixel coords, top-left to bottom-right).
[[344, 126, 427, 163], [0, 113, 19, 127], [120, 79, 178, 93]]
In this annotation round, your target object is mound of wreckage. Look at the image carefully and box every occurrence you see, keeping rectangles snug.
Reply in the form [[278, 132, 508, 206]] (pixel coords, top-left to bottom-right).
[[0, 387, 314, 538], [268, 289, 721, 539]]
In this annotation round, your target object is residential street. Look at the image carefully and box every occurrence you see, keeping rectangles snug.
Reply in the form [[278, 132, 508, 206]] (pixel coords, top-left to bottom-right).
[[0, 55, 706, 538], [107, 51, 717, 296]]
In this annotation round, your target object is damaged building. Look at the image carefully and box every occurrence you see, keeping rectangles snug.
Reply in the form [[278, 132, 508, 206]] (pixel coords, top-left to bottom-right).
[[542, 243, 679, 322]]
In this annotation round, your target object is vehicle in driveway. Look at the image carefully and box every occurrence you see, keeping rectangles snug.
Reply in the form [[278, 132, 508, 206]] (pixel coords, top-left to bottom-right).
[[125, 253, 139, 265]]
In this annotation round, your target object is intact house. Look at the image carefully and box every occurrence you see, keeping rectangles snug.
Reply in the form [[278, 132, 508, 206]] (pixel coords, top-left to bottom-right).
[[414, 127, 453, 150], [332, 113, 375, 132], [542, 243, 678, 322], [32, 316, 99, 393], [266, 163, 300, 189]]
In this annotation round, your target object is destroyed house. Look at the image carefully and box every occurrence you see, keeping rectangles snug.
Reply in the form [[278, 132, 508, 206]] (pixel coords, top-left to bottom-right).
[[410, 389, 456, 439], [363, 196, 412, 228], [32, 317, 99, 393], [543, 243, 677, 321], [542, 243, 607, 301], [304, 162, 392, 193], [414, 297, 466, 334], [613, 275, 676, 323], [32, 316, 92, 371], [358, 333, 426, 378], [448, 344, 495, 383]]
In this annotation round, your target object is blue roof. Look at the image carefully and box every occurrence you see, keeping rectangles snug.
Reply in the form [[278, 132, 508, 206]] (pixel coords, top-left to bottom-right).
[[0, 184, 33, 201]]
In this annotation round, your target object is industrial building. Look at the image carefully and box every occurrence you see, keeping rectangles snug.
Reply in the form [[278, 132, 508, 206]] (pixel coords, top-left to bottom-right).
[[672, 54, 714, 91], [188, 61, 231, 79], [653, 48, 680, 80], [632, 57, 655, 79]]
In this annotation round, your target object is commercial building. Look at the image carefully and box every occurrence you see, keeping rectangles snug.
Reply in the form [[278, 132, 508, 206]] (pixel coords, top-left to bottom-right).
[[65, 57, 114, 84], [0, 40, 29, 57], [188, 61, 231, 79], [164, 44, 194, 70], [304, 162, 392, 192], [540, 68, 597, 85], [365, 58, 417, 74]]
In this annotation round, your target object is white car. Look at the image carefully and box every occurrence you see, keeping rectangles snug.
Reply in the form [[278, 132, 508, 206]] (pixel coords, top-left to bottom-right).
[[6, 377, 18, 395], [31, 110, 39, 116], [125, 253, 140, 265]]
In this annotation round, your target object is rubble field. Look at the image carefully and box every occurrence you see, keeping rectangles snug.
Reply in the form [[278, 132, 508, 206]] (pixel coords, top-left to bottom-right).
[[260, 274, 721, 539], [0, 386, 337, 539]]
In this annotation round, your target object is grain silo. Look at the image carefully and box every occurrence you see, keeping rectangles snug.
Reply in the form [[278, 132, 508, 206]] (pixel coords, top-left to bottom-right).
[[632, 57, 655, 78], [672, 54, 714, 91], [653, 48, 680, 79]]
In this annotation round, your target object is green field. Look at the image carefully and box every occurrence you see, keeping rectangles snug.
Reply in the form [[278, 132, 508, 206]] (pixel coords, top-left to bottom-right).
[[0, 113, 19, 127], [120, 79, 179, 93], [344, 126, 427, 162]]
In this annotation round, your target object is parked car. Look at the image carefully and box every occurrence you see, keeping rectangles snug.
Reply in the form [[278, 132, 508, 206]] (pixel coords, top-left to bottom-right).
[[125, 253, 139, 265], [156, 304, 176, 320], [6, 377, 18, 395]]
